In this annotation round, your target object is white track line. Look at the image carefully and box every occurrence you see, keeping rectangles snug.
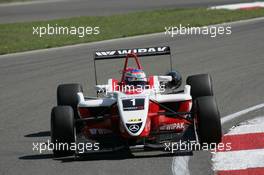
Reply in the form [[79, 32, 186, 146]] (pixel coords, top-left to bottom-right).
[[172, 103, 264, 175], [221, 103, 264, 124], [209, 2, 264, 10], [172, 156, 190, 175], [226, 116, 264, 135], [0, 0, 67, 7]]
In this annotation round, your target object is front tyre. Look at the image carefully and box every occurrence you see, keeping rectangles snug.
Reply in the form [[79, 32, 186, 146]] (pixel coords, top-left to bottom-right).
[[186, 74, 213, 99], [196, 96, 222, 145], [57, 83, 83, 118], [51, 106, 75, 157]]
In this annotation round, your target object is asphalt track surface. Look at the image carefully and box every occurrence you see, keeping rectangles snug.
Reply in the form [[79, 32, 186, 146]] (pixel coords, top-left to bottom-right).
[[0, 0, 255, 23], [0, 18, 264, 175]]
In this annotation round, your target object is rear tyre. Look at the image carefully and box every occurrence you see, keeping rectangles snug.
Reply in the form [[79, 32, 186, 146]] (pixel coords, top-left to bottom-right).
[[57, 83, 83, 118], [196, 96, 222, 145], [186, 74, 213, 99], [51, 106, 75, 157]]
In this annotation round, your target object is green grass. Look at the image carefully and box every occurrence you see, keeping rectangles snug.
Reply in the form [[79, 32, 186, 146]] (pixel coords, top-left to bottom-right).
[[1, 8, 264, 55]]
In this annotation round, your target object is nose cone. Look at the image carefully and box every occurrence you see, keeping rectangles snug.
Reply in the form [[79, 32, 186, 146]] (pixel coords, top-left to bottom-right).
[[117, 93, 149, 136]]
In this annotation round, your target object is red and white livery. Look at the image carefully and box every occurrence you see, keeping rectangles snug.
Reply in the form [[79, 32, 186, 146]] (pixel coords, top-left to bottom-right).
[[50, 46, 222, 157]]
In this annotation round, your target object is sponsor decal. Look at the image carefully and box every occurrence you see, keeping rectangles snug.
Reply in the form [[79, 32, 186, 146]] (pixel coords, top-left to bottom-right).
[[95, 46, 170, 58], [122, 98, 145, 111], [159, 123, 185, 131], [121, 95, 146, 99], [89, 129, 112, 135], [126, 122, 142, 133], [128, 118, 142, 122]]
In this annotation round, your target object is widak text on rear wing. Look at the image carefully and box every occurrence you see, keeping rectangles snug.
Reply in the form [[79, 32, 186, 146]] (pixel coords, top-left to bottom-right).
[[94, 46, 171, 60]]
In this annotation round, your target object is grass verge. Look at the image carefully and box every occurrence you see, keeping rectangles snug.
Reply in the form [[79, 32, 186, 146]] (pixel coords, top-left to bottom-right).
[[1, 8, 264, 55], [0, 0, 29, 3]]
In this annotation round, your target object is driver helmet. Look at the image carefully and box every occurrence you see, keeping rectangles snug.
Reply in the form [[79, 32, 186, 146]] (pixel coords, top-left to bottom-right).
[[124, 68, 147, 86]]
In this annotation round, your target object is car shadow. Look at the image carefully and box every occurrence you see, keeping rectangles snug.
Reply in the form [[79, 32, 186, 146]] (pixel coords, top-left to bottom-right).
[[24, 131, 50, 137], [18, 151, 192, 162], [59, 150, 193, 162], [20, 131, 52, 160], [19, 154, 54, 160], [21, 129, 194, 162]]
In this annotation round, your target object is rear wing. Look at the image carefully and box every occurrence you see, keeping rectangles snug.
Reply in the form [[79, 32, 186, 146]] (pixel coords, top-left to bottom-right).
[[93, 46, 173, 87], [94, 46, 171, 60]]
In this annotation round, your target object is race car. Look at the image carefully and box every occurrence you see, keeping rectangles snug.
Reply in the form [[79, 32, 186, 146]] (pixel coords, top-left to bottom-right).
[[50, 46, 222, 157]]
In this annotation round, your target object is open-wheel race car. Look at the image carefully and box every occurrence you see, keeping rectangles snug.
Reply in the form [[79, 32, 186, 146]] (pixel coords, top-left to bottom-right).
[[51, 46, 222, 157]]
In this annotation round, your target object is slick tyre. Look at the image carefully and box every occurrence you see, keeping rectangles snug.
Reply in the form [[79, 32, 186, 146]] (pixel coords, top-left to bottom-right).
[[186, 74, 213, 99], [51, 106, 75, 157], [57, 83, 83, 118], [196, 96, 222, 145]]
